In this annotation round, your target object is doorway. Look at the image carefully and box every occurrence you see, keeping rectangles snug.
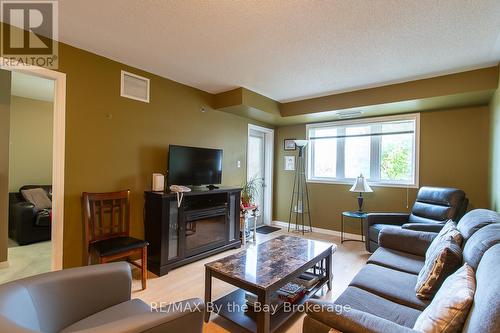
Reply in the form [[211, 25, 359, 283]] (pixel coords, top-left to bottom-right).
[[247, 124, 274, 226], [0, 59, 66, 277]]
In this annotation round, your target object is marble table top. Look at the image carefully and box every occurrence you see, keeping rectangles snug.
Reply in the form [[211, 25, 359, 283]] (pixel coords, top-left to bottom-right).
[[206, 235, 335, 289]]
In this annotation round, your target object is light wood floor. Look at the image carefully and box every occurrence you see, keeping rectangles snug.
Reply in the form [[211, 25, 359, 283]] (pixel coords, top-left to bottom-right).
[[131, 229, 370, 333], [0, 240, 51, 284]]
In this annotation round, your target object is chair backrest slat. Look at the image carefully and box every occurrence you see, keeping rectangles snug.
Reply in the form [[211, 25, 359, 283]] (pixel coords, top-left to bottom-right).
[[82, 191, 131, 263]]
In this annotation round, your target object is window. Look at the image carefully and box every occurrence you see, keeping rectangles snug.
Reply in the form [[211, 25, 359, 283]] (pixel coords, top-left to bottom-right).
[[307, 114, 419, 187]]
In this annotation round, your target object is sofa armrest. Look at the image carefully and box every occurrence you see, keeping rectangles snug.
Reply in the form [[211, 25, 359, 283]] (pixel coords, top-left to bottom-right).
[[13, 202, 36, 225], [402, 222, 445, 233], [18, 262, 132, 332], [62, 298, 204, 333], [366, 213, 410, 227], [304, 300, 418, 333], [378, 227, 437, 256]]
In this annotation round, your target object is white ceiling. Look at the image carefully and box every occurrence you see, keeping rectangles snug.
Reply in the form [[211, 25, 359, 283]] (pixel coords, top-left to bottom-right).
[[53, 1, 500, 102], [11, 72, 54, 102]]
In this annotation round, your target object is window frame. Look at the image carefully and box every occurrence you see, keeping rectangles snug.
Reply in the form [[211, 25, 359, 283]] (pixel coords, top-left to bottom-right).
[[306, 113, 420, 188]]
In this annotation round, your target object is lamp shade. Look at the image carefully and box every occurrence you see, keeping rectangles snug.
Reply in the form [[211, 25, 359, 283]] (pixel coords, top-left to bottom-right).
[[350, 174, 373, 193], [294, 139, 308, 147]]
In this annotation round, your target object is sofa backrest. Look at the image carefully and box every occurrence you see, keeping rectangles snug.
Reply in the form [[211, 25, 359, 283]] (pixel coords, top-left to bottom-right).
[[0, 282, 40, 332], [457, 209, 500, 241], [462, 244, 500, 333], [462, 223, 500, 270], [408, 187, 467, 224]]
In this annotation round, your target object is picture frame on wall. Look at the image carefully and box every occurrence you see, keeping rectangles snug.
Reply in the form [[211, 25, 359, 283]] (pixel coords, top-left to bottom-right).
[[284, 139, 296, 151], [284, 156, 295, 171]]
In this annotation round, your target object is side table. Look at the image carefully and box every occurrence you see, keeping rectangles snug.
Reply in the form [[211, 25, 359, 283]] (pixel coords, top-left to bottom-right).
[[240, 204, 258, 245], [341, 211, 367, 244]]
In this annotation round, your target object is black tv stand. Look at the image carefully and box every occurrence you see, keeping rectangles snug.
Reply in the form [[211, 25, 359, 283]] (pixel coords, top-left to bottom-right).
[[144, 187, 242, 276], [206, 184, 219, 190]]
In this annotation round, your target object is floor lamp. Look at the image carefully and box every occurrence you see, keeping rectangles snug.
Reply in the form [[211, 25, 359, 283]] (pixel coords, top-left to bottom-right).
[[288, 140, 312, 234]]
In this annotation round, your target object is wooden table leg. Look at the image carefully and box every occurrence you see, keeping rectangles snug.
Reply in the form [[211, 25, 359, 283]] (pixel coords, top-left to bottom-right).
[[326, 252, 333, 291], [242, 214, 247, 245], [253, 209, 257, 242], [204, 267, 212, 322], [256, 290, 270, 333]]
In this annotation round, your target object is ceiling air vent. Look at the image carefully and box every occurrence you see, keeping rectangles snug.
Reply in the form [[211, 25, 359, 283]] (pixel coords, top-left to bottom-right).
[[337, 110, 363, 119], [120, 70, 150, 103]]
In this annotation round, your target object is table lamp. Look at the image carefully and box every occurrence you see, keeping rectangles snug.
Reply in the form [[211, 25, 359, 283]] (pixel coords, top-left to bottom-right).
[[349, 174, 373, 212]]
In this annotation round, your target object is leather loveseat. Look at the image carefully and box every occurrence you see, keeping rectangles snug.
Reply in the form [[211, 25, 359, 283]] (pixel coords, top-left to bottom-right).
[[303, 209, 500, 333], [365, 186, 468, 252], [8, 185, 52, 245], [0, 262, 204, 333]]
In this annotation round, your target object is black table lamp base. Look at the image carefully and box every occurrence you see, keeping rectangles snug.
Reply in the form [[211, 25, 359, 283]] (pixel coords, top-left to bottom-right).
[[357, 193, 364, 212]]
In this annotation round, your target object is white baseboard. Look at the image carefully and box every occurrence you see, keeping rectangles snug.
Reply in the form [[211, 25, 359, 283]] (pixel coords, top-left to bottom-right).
[[272, 220, 363, 241], [0, 261, 9, 269]]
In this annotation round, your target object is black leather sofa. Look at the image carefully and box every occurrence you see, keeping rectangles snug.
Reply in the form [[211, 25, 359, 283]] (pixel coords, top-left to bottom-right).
[[304, 209, 500, 333], [364, 186, 468, 252], [8, 185, 52, 245]]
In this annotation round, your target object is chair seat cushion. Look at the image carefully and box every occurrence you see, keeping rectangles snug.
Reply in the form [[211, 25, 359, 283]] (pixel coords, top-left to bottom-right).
[[369, 224, 401, 242], [367, 248, 425, 275], [335, 286, 422, 328], [91, 237, 148, 257], [60, 299, 149, 333], [350, 264, 430, 310]]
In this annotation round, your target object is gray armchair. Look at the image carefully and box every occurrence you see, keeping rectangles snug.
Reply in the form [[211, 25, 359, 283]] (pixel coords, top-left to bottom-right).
[[365, 186, 468, 252], [0, 262, 204, 333]]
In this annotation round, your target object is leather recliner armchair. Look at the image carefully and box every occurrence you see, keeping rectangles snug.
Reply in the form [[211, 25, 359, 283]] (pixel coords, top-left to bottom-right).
[[364, 186, 468, 252], [8, 185, 52, 245], [0, 262, 204, 333]]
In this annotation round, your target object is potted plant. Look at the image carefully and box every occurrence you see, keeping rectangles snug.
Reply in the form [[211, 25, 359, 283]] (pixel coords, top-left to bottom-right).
[[241, 177, 262, 208]]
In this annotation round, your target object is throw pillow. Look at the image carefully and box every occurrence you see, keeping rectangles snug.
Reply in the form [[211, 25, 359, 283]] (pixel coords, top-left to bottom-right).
[[21, 188, 52, 210], [414, 263, 476, 333], [416, 236, 462, 299], [426, 220, 463, 259]]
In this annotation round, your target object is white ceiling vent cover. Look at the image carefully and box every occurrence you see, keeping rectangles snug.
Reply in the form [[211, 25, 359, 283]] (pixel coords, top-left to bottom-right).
[[120, 70, 150, 103]]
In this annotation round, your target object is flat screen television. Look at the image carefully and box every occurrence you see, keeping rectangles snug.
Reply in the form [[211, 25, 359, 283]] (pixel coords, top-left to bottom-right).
[[167, 145, 223, 186]]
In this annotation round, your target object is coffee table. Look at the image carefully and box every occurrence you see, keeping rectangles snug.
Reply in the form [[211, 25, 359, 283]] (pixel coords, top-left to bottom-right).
[[204, 235, 336, 333]]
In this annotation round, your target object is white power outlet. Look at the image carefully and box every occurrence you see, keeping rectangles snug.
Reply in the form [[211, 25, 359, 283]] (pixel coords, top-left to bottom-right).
[[237, 160, 241, 168]]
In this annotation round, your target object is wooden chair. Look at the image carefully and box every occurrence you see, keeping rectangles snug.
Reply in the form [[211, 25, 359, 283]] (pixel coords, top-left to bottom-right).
[[82, 190, 148, 290]]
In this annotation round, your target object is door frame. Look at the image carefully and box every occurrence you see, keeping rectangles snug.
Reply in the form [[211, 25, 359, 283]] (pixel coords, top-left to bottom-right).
[[1, 58, 66, 271], [247, 124, 274, 226]]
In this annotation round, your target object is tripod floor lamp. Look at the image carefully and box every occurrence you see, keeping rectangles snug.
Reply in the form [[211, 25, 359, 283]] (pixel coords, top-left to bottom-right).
[[288, 140, 312, 234]]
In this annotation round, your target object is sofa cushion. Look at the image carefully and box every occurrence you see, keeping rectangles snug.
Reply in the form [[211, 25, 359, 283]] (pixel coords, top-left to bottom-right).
[[369, 224, 400, 242], [334, 286, 422, 327], [462, 244, 500, 333], [425, 220, 462, 259], [350, 264, 430, 310], [416, 237, 462, 299], [367, 247, 424, 275], [413, 264, 475, 333], [457, 209, 500, 241], [61, 299, 150, 333], [462, 224, 500, 270], [21, 188, 52, 210]]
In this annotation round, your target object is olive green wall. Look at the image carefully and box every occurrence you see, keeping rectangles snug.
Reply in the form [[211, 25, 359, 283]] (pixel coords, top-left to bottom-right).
[[55, 43, 271, 268], [0, 70, 11, 264], [9, 96, 53, 192], [490, 71, 500, 211], [274, 107, 491, 234]]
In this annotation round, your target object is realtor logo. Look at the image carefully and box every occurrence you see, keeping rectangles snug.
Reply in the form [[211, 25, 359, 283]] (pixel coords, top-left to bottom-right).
[[1, 0, 58, 68]]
